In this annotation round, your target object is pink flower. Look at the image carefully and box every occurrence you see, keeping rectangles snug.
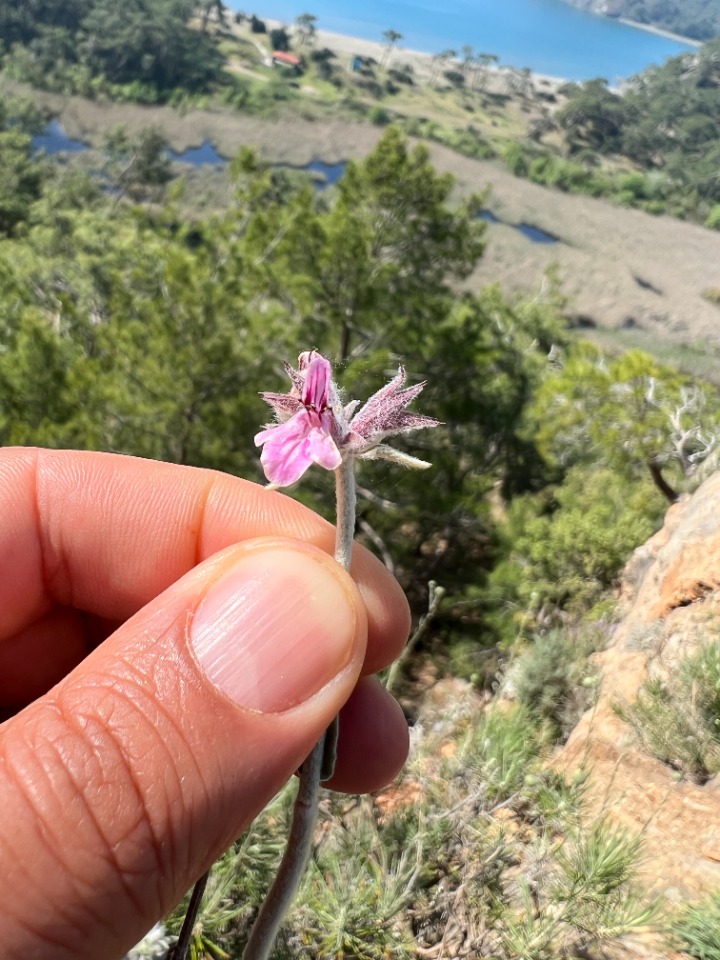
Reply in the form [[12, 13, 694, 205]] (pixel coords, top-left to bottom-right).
[[255, 351, 439, 487], [254, 353, 343, 486]]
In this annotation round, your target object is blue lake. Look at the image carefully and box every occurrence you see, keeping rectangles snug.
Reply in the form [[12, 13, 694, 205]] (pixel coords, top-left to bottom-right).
[[479, 209, 558, 243], [303, 159, 347, 187], [234, 0, 697, 82], [32, 119, 89, 155], [165, 140, 227, 166]]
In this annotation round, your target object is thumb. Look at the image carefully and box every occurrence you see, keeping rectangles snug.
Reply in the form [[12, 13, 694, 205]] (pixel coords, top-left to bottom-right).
[[0, 537, 367, 960]]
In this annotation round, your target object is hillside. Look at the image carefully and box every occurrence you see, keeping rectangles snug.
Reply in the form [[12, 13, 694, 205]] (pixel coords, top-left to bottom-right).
[[562, 0, 720, 40]]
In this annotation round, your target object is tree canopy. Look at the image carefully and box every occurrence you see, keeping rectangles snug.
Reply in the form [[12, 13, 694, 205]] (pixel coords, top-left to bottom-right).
[[1, 121, 716, 655], [0, 0, 225, 99]]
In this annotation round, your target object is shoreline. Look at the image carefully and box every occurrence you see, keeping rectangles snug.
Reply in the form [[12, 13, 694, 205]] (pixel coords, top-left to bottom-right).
[[616, 16, 702, 49], [260, 17, 569, 92]]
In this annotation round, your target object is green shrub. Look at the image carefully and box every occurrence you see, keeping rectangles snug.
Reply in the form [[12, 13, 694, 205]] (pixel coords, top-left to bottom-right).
[[161, 695, 657, 960], [706, 204, 720, 230], [503, 141, 530, 176], [485, 465, 661, 643], [456, 704, 550, 802], [621, 640, 720, 782], [619, 171, 648, 198], [369, 106, 391, 125], [506, 626, 605, 738], [675, 888, 720, 959], [641, 198, 667, 215], [269, 27, 290, 51]]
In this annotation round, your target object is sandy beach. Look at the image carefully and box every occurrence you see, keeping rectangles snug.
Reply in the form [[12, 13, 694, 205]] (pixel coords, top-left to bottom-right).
[[616, 17, 702, 48], [261, 17, 569, 92]]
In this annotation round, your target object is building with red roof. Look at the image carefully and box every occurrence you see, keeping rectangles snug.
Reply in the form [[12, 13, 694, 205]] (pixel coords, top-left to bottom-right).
[[271, 51, 304, 72]]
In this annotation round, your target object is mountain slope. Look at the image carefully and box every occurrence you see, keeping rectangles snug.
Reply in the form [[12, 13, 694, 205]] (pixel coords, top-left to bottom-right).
[[562, 0, 720, 40]]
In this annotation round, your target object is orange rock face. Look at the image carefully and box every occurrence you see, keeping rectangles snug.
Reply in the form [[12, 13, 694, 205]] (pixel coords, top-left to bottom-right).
[[553, 471, 720, 900]]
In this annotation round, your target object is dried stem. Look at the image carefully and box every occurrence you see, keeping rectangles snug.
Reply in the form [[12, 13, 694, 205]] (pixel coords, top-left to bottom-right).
[[385, 581, 445, 696], [169, 870, 209, 960]]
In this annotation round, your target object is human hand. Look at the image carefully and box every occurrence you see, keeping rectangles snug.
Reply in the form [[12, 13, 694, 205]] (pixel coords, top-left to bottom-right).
[[0, 448, 410, 960]]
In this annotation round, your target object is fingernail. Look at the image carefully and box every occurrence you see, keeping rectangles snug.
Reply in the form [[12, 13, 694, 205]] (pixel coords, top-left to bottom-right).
[[190, 547, 357, 713]]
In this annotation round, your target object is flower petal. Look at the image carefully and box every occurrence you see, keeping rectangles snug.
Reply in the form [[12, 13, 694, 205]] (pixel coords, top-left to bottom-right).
[[255, 412, 316, 486], [307, 427, 342, 471], [302, 354, 332, 409]]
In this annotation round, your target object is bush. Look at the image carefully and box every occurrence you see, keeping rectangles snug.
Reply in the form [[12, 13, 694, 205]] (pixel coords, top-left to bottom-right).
[[310, 47, 335, 62], [622, 640, 720, 782], [675, 888, 720, 959], [315, 59, 335, 81], [503, 141, 530, 176], [369, 106, 391, 125], [269, 27, 290, 51], [505, 625, 605, 738], [702, 286, 720, 305], [150, 688, 658, 960], [388, 66, 414, 86], [443, 69, 465, 87], [249, 14, 266, 33], [706, 204, 720, 229], [486, 465, 662, 643], [619, 171, 648, 198]]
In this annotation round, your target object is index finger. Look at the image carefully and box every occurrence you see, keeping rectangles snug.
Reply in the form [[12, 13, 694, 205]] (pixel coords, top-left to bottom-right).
[[0, 448, 409, 675]]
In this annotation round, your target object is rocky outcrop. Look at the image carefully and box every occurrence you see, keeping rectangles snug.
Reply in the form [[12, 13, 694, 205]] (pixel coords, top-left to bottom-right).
[[554, 471, 720, 900]]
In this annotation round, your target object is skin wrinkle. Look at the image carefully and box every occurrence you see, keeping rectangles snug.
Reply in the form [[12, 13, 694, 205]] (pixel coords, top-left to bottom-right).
[[65, 684, 169, 877], [6, 910, 81, 959], [6, 683, 165, 934], [47, 710, 166, 948], [1, 712, 119, 949], [60, 671, 196, 916]]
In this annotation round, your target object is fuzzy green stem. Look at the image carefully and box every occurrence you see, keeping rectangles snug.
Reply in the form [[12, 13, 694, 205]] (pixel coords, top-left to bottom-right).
[[334, 457, 356, 572], [241, 457, 357, 960]]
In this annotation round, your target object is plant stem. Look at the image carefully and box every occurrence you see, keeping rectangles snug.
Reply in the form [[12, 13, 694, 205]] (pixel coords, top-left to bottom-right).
[[385, 581, 445, 695], [241, 739, 324, 960], [169, 869, 210, 960], [334, 457, 356, 572], [242, 458, 357, 960]]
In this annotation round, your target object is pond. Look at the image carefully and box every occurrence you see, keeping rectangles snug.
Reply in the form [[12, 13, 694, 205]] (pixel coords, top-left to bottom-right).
[[165, 140, 227, 166], [32, 122, 229, 166], [516, 222, 559, 244], [30, 124, 559, 244], [303, 159, 347, 188], [479, 209, 559, 244], [32, 119, 89, 155]]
